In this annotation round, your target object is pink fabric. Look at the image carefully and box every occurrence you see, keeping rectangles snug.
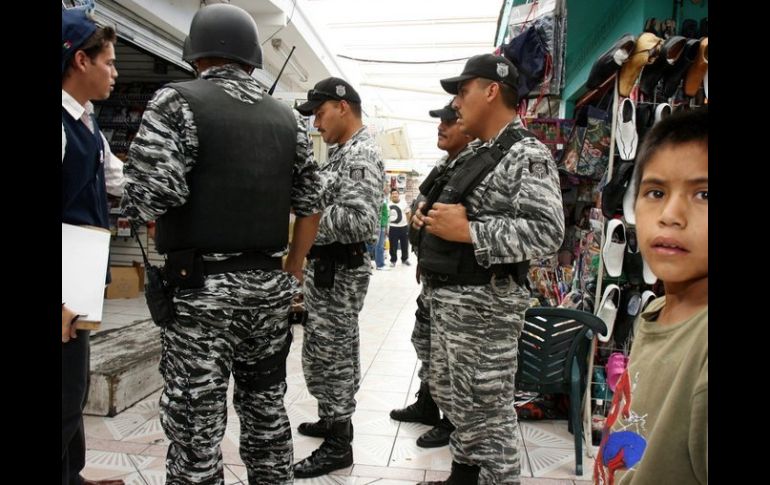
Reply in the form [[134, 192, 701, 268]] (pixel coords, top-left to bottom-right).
[[606, 352, 629, 392]]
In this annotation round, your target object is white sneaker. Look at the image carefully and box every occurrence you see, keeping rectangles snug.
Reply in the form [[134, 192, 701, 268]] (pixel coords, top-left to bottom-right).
[[597, 284, 621, 343], [602, 219, 626, 277], [616, 97, 639, 161]]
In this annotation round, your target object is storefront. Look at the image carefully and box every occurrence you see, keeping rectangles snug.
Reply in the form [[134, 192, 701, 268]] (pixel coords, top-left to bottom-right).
[[493, 0, 708, 455]]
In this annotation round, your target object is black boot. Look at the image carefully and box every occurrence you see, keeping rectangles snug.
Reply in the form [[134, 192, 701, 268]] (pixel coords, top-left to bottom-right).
[[389, 382, 440, 426], [294, 420, 354, 478], [418, 461, 480, 485], [297, 417, 332, 438], [298, 418, 355, 440], [416, 415, 455, 448]]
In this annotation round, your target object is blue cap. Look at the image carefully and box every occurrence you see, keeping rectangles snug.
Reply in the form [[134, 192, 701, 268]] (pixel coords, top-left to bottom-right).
[[62, 6, 98, 75]]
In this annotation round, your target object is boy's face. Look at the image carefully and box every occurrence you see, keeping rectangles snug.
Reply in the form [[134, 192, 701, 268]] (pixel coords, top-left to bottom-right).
[[83, 42, 117, 101], [635, 141, 708, 287]]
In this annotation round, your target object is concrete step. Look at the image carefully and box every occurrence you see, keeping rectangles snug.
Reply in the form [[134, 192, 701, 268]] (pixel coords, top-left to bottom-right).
[[84, 318, 162, 417]]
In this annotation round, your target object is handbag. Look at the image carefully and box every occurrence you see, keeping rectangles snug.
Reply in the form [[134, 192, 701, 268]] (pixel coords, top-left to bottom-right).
[[559, 105, 611, 180], [502, 22, 551, 99]]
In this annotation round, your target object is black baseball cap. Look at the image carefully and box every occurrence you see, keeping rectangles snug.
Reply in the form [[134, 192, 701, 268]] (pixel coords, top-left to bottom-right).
[[440, 54, 519, 94], [295, 77, 361, 116], [428, 98, 458, 122]]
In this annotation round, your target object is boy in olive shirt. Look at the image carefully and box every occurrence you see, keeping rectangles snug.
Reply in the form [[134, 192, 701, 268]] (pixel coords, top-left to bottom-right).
[[595, 107, 707, 485]]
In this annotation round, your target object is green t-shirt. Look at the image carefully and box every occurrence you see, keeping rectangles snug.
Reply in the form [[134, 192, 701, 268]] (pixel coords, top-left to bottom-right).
[[595, 297, 707, 485], [379, 201, 389, 228]]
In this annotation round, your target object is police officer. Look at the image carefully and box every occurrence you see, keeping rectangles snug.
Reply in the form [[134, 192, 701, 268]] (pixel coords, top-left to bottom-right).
[[389, 99, 473, 449], [61, 5, 125, 485], [292, 78, 385, 478], [121, 4, 323, 484], [413, 54, 564, 484]]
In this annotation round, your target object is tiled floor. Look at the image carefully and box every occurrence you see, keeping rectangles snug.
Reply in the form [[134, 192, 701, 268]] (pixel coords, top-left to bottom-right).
[[84, 262, 593, 484]]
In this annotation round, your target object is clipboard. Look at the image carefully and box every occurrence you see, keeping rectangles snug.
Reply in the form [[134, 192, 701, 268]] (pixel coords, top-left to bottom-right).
[[62, 223, 111, 330]]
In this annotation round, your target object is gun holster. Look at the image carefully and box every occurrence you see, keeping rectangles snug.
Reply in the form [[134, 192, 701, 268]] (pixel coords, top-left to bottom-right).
[[314, 259, 336, 288], [513, 260, 531, 289]]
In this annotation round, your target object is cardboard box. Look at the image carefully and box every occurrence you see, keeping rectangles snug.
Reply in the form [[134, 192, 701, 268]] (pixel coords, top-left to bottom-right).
[[105, 262, 145, 299]]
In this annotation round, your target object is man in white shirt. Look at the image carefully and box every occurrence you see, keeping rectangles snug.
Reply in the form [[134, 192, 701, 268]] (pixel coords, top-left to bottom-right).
[[388, 188, 411, 266], [61, 5, 125, 485]]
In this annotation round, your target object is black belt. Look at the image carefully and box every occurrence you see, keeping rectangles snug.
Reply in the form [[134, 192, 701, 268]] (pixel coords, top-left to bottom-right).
[[307, 241, 366, 261], [203, 252, 282, 275], [421, 262, 528, 288]]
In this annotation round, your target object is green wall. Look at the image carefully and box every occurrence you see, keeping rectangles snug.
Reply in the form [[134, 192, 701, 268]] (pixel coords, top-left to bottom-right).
[[563, 0, 642, 111]]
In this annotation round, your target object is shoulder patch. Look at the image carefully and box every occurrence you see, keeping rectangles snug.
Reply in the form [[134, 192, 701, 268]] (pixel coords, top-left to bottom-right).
[[529, 159, 548, 179], [350, 167, 364, 181]]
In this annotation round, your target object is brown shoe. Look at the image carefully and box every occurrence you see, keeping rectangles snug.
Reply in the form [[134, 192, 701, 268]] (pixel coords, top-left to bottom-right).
[[684, 37, 708, 97], [618, 32, 663, 97], [82, 479, 125, 485]]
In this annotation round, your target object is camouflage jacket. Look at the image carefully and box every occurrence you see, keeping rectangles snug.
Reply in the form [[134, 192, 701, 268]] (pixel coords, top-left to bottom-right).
[[314, 126, 385, 245], [465, 117, 564, 266]]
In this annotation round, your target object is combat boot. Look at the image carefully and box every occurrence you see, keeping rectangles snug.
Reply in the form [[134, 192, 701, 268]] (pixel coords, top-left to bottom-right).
[[389, 382, 440, 426], [416, 415, 455, 448], [294, 419, 354, 478], [417, 461, 480, 484], [297, 417, 332, 438]]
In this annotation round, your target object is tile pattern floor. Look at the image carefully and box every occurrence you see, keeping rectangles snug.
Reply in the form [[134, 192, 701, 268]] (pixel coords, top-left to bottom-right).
[[84, 261, 593, 484]]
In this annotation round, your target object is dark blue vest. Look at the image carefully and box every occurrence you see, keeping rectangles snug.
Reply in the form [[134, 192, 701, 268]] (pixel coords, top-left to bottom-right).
[[61, 107, 109, 230]]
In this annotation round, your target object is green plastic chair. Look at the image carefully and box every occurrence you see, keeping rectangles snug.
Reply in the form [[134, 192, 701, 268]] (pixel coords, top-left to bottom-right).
[[517, 307, 607, 476]]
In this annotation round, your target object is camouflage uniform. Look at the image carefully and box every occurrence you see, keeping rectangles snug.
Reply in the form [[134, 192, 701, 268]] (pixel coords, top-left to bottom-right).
[[412, 147, 473, 383], [302, 127, 385, 422], [424, 118, 564, 484], [121, 65, 322, 485]]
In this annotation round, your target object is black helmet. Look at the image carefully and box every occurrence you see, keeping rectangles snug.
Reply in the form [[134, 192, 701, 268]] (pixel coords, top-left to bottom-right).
[[182, 3, 262, 69]]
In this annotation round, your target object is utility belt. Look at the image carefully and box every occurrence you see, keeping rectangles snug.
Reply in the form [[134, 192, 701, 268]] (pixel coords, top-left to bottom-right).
[[308, 241, 367, 267], [164, 248, 282, 290], [421, 261, 530, 290], [307, 241, 367, 288]]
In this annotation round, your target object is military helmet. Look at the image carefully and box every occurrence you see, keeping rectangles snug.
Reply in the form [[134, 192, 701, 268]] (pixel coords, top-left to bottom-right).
[[182, 3, 262, 69]]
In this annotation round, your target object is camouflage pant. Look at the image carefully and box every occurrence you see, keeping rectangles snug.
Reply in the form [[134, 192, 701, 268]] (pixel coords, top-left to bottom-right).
[[426, 279, 530, 484], [160, 270, 297, 485], [302, 256, 371, 421], [412, 285, 432, 383]]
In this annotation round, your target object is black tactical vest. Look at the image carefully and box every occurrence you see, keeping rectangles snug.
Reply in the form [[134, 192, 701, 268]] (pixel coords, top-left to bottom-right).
[[418, 127, 532, 276], [155, 79, 297, 254]]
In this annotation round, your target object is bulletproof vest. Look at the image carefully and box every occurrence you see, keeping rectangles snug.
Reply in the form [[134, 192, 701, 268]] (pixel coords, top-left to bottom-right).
[[155, 79, 297, 254], [418, 127, 533, 275], [61, 108, 109, 230]]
